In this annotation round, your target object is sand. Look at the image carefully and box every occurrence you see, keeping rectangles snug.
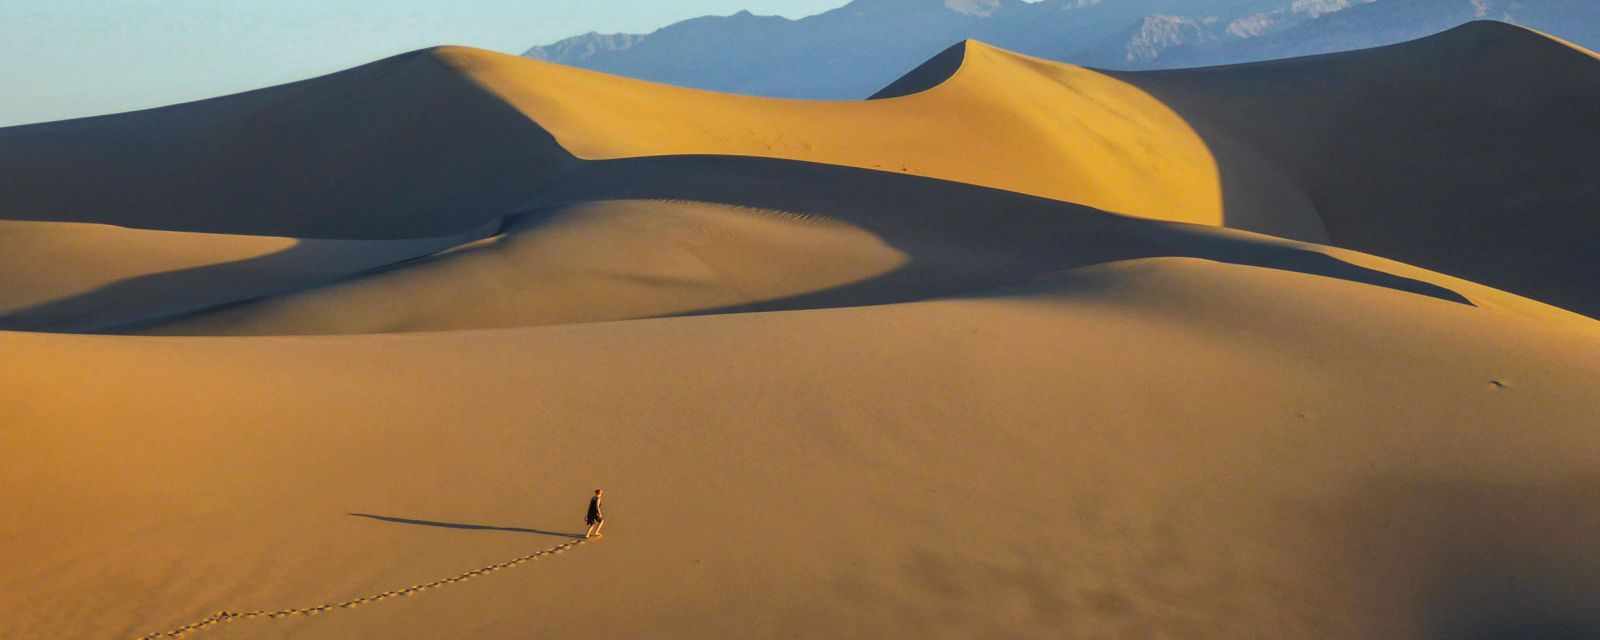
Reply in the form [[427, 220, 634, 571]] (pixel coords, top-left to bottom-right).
[[0, 220, 496, 332], [3, 20, 1599, 640], [1114, 21, 1600, 318]]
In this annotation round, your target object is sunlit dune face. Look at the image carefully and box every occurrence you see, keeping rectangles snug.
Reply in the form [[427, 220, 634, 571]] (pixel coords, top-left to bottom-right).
[[436, 43, 1243, 232], [3, 22, 1600, 640], [136, 199, 911, 335], [0, 220, 296, 316], [0, 219, 496, 333]]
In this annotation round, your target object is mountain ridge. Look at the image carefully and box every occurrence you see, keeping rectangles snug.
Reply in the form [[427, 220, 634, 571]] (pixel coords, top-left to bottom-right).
[[523, 0, 1600, 97]]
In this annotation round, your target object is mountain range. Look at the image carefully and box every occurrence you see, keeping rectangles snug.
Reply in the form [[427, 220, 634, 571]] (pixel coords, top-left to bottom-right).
[[524, 0, 1600, 98]]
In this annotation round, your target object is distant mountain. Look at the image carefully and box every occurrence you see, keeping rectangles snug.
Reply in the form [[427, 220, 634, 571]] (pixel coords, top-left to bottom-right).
[[524, 0, 1599, 98], [521, 0, 1279, 98], [523, 1, 997, 99], [1069, 0, 1380, 68], [523, 32, 645, 64]]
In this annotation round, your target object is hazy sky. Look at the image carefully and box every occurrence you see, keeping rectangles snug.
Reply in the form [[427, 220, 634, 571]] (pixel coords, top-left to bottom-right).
[[1, 0, 849, 126]]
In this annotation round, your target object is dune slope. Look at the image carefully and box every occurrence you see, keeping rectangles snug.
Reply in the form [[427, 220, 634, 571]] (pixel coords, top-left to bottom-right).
[[0, 49, 570, 239], [135, 156, 1580, 336], [5, 259, 1600, 639], [1114, 21, 1600, 318], [2, 20, 1600, 640], [0, 220, 496, 332], [6, 24, 1596, 331], [0, 40, 1323, 239]]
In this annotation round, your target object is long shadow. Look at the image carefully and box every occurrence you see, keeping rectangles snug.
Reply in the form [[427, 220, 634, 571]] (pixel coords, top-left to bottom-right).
[[1111, 24, 1600, 319], [0, 220, 497, 333], [1334, 473, 1600, 639], [7, 153, 1472, 335], [349, 513, 584, 540], [518, 154, 1471, 314]]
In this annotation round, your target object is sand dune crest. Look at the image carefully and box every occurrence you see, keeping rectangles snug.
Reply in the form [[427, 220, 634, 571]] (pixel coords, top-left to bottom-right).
[[2, 19, 1599, 640]]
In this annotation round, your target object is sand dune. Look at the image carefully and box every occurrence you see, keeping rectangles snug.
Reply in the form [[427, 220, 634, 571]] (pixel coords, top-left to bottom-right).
[[5, 262, 1600, 638], [0, 49, 569, 239], [0, 38, 1315, 238], [4, 23, 1594, 334], [140, 156, 1581, 336], [1114, 21, 1600, 318], [3, 19, 1600, 640], [0, 220, 496, 332]]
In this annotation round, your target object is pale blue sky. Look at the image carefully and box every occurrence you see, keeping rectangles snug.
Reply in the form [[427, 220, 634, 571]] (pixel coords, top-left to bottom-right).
[[0, 0, 848, 126]]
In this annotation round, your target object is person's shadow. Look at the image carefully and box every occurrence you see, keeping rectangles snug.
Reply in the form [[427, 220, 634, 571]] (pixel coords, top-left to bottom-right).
[[349, 513, 585, 539]]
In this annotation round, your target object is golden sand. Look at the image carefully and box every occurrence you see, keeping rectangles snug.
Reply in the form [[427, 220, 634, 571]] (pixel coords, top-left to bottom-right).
[[3, 21, 1598, 640]]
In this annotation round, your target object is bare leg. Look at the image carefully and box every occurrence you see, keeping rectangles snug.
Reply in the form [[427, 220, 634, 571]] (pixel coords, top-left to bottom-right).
[[593, 520, 605, 537], [585, 523, 598, 538]]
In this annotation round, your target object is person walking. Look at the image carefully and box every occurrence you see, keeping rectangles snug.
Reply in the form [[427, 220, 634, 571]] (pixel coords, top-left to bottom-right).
[[584, 489, 606, 539]]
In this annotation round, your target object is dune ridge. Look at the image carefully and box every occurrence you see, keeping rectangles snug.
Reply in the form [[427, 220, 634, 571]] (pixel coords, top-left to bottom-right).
[[133, 156, 1587, 337], [3, 23, 1595, 335], [0, 48, 571, 239], [3, 19, 1600, 640], [1113, 20, 1600, 318], [0, 219, 498, 333]]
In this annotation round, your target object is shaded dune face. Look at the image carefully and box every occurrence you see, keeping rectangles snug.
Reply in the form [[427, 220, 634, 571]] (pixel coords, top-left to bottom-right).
[[440, 40, 1252, 232], [2, 23, 1596, 334], [0, 48, 572, 239], [867, 39, 970, 100], [4, 19, 1600, 640], [1114, 21, 1600, 319], [140, 156, 1481, 336], [0, 220, 498, 332], [4, 24, 1598, 333]]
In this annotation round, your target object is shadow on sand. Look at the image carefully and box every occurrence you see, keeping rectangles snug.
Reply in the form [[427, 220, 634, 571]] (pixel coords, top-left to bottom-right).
[[1113, 24, 1600, 319], [6, 153, 1475, 335], [0, 48, 573, 239], [1335, 474, 1600, 639], [0, 221, 496, 333], [525, 154, 1474, 318], [349, 513, 585, 539]]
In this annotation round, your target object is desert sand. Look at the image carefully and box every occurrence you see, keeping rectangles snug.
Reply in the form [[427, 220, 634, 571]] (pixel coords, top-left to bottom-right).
[[3, 20, 1599, 639]]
